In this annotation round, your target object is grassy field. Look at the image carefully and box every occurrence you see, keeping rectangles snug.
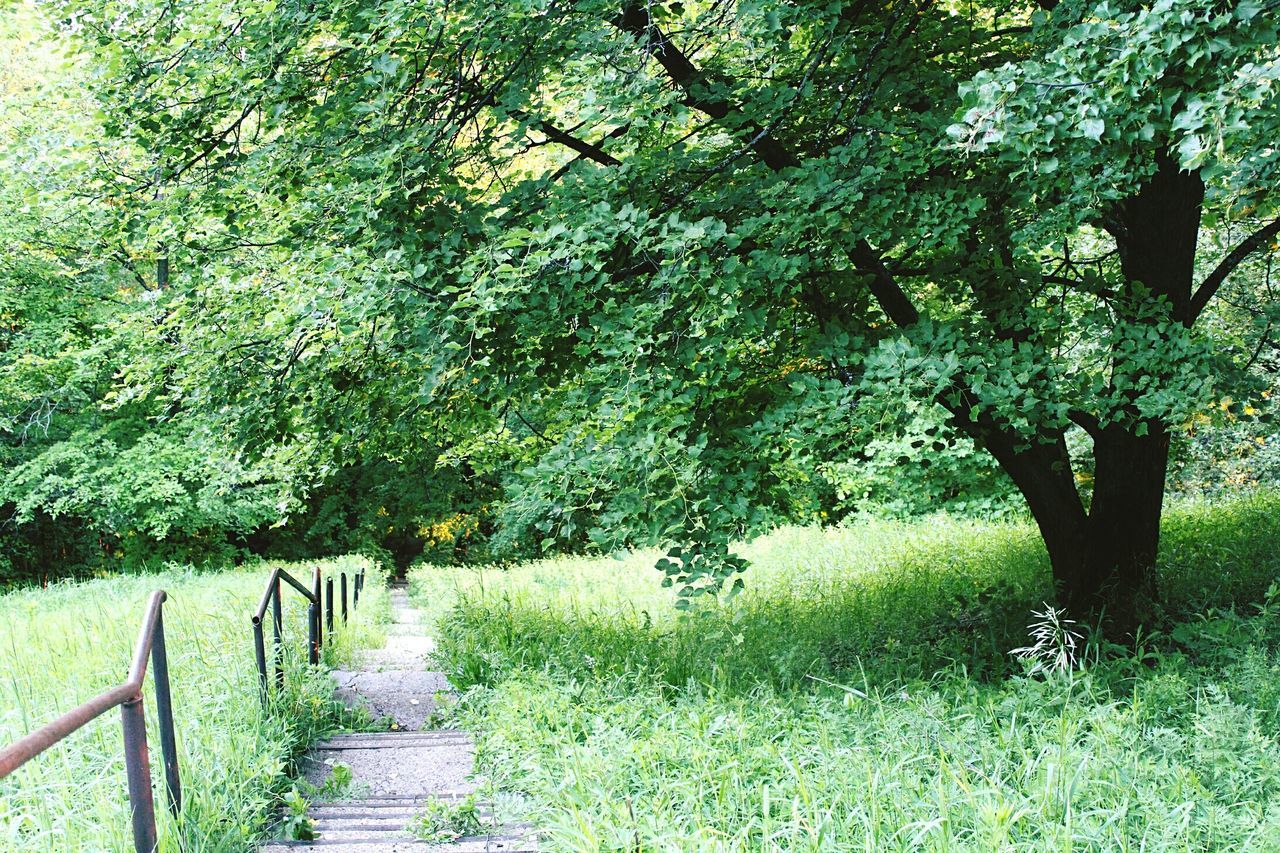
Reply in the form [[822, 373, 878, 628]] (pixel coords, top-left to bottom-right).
[[0, 556, 389, 852], [411, 493, 1280, 851]]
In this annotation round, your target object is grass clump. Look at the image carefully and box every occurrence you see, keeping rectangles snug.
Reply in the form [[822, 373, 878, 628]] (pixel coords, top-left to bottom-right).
[[410, 492, 1280, 850], [0, 555, 388, 851]]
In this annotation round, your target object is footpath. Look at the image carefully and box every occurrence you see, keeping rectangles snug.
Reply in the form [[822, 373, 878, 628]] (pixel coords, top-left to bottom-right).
[[261, 584, 536, 852]]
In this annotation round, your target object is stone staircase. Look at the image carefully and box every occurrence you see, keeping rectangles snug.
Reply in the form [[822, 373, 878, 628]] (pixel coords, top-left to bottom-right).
[[261, 585, 536, 852]]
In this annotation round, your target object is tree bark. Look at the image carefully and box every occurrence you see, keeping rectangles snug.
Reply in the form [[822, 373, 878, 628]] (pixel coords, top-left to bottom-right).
[[972, 427, 1087, 592], [1079, 423, 1169, 609], [995, 152, 1201, 624], [977, 423, 1168, 626]]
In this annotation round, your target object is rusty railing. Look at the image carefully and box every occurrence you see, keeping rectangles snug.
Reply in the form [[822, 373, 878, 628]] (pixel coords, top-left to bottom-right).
[[0, 590, 181, 853], [251, 566, 364, 701]]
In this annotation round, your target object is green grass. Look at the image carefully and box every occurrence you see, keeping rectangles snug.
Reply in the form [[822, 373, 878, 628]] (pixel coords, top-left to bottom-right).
[[0, 555, 389, 851], [410, 492, 1280, 850]]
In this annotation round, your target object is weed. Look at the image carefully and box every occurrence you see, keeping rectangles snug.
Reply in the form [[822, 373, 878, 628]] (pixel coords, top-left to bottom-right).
[[280, 789, 316, 841], [409, 794, 486, 842], [1010, 603, 1083, 676]]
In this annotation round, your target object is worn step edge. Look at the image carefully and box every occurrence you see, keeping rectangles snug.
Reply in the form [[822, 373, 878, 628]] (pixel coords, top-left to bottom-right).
[[315, 734, 471, 743], [307, 802, 457, 810], [311, 808, 495, 819], [311, 810, 495, 823], [321, 729, 466, 738], [310, 800, 489, 808], [317, 733, 468, 739], [311, 816, 495, 826], [275, 831, 530, 843], [314, 792, 478, 803], [312, 736, 472, 745], [264, 840, 535, 845], [312, 732, 473, 747]]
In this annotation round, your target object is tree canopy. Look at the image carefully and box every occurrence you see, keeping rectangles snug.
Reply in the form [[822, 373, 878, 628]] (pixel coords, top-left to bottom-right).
[[3, 0, 1278, 616]]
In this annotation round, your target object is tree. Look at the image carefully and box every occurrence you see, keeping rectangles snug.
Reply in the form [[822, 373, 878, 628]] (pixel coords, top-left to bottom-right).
[[0, 3, 301, 582], [55, 0, 1280, 618]]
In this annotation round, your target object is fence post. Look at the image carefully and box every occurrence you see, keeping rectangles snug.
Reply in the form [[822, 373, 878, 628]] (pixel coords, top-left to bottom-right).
[[150, 611, 182, 817], [309, 567, 321, 665], [271, 578, 284, 689], [121, 697, 158, 853], [340, 573, 348, 623], [326, 577, 334, 633], [253, 620, 268, 702], [353, 572, 361, 607]]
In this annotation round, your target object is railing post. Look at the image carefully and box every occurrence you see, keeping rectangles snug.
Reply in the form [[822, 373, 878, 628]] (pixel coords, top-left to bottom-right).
[[326, 577, 334, 633], [271, 577, 284, 689], [340, 573, 348, 623], [309, 567, 321, 665], [149, 611, 182, 818], [353, 572, 360, 607], [121, 696, 158, 853], [253, 620, 268, 702]]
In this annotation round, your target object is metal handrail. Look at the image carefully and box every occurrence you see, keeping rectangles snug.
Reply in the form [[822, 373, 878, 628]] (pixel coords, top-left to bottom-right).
[[0, 590, 181, 853], [0, 565, 370, 852], [251, 566, 321, 699], [251, 566, 364, 702]]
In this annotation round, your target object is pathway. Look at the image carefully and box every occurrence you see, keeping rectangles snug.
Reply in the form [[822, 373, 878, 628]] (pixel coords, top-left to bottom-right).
[[262, 584, 536, 852]]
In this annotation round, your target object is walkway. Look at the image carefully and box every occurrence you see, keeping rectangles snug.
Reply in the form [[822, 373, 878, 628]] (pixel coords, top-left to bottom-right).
[[262, 585, 536, 852]]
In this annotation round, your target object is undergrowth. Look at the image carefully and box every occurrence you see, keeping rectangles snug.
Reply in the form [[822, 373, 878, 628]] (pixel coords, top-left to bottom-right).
[[410, 492, 1280, 850]]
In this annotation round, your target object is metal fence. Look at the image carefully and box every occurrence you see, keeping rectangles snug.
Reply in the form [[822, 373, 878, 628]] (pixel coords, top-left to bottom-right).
[[0, 564, 367, 852], [0, 590, 180, 853], [251, 565, 363, 701]]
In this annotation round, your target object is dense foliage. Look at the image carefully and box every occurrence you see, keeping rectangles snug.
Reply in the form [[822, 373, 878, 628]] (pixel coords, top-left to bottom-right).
[[1, 1, 1278, 620], [31, 0, 1276, 611], [0, 8, 305, 582]]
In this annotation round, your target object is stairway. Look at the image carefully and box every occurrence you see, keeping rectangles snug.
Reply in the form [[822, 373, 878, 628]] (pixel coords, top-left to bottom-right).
[[261, 585, 536, 852]]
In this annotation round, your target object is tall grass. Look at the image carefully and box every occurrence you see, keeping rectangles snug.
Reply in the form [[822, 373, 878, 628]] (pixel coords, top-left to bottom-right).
[[411, 492, 1280, 850], [0, 556, 388, 851]]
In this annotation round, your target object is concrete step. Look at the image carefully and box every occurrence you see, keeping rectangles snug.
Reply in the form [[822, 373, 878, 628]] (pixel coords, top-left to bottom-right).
[[387, 621, 433, 636], [301, 739, 476, 797], [262, 799, 534, 851], [260, 598, 535, 851], [354, 634, 435, 671], [331, 670, 452, 731], [314, 731, 470, 750]]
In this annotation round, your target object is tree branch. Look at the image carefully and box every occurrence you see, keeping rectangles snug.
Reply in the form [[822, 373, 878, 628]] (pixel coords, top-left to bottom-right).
[[547, 124, 631, 181], [510, 110, 622, 167], [612, 3, 920, 328], [1188, 217, 1280, 322], [614, 4, 799, 172]]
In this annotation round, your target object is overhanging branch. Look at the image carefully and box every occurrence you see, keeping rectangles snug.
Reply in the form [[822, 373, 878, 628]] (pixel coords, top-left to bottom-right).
[[1188, 217, 1280, 322], [612, 3, 920, 328]]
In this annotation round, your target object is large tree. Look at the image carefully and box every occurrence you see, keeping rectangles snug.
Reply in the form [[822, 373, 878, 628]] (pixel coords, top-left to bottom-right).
[[57, 0, 1280, 616]]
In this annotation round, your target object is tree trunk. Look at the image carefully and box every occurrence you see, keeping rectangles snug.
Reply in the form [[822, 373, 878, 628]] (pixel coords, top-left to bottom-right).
[[975, 428, 1087, 592], [989, 150, 1200, 626], [1075, 424, 1169, 611], [984, 425, 1168, 627]]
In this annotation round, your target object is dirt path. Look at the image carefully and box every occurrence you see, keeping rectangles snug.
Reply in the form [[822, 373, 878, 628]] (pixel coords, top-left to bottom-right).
[[261, 585, 536, 852]]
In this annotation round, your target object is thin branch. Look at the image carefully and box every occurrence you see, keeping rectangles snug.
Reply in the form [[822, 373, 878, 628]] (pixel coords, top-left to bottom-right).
[[1188, 217, 1280, 322]]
